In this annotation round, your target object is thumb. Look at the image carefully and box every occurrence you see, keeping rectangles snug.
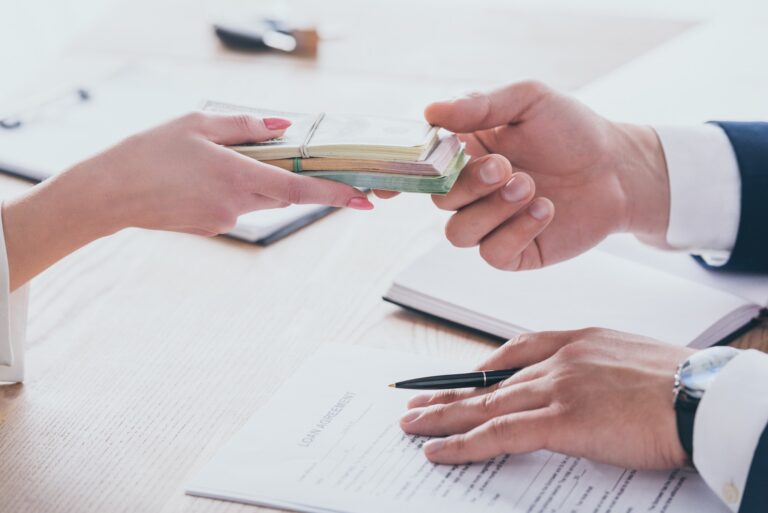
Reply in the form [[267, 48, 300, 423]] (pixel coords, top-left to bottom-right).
[[192, 112, 292, 145], [425, 80, 552, 133]]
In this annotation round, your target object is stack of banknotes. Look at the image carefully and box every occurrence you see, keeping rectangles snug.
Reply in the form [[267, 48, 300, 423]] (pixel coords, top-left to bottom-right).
[[203, 101, 468, 194]]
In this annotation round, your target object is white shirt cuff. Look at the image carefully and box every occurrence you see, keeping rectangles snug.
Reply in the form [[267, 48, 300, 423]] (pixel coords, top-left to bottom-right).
[[0, 205, 29, 383], [693, 349, 768, 511], [655, 125, 741, 266]]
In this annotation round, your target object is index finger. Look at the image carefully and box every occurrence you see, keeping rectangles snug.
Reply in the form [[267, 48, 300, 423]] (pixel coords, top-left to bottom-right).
[[226, 151, 373, 208], [425, 81, 553, 134], [432, 154, 513, 211], [477, 331, 579, 371]]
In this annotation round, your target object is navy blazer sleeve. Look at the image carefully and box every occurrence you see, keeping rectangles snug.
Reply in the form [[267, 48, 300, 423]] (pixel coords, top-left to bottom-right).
[[702, 123, 768, 510], [740, 423, 768, 512], [705, 122, 768, 272]]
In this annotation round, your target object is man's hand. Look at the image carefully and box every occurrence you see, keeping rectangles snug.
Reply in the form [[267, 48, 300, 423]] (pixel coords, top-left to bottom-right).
[[400, 329, 693, 470], [419, 81, 671, 270]]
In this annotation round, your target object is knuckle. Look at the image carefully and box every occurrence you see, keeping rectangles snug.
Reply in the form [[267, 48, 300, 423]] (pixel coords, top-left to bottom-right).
[[448, 434, 467, 453], [285, 180, 306, 204], [432, 390, 460, 405], [444, 218, 474, 248], [577, 327, 605, 339], [479, 243, 518, 271], [517, 79, 550, 98], [181, 111, 207, 128], [427, 404, 448, 422], [557, 339, 590, 360], [511, 332, 532, 347], [481, 390, 502, 415], [547, 372, 571, 395], [211, 206, 239, 233], [232, 114, 259, 137], [432, 194, 453, 211], [499, 334, 529, 358], [467, 90, 493, 125], [488, 416, 510, 441], [218, 219, 237, 233], [548, 401, 569, 420]]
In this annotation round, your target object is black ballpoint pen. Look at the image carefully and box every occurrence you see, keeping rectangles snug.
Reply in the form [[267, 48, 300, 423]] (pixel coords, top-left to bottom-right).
[[388, 369, 521, 390]]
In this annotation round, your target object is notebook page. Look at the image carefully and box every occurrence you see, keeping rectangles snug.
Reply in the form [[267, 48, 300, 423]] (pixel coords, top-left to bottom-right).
[[186, 344, 727, 513], [391, 242, 752, 346]]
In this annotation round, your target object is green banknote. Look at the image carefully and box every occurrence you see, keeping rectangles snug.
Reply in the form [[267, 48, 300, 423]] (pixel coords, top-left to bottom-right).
[[296, 150, 468, 194]]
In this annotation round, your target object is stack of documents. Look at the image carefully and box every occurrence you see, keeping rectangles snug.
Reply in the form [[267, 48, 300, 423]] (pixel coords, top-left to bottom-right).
[[187, 344, 728, 513], [203, 101, 468, 194]]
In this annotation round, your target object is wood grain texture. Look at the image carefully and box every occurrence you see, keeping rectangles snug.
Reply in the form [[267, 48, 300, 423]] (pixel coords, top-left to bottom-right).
[[0, 2, 726, 512]]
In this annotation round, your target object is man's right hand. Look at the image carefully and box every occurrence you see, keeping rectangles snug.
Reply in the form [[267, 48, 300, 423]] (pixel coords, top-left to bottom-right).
[[422, 81, 671, 271]]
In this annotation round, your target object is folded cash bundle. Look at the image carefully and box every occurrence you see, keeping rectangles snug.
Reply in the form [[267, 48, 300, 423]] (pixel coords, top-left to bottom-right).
[[203, 101, 468, 194]]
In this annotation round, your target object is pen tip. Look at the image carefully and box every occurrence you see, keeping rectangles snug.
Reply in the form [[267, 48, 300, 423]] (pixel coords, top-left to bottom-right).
[[388, 383, 396, 388]]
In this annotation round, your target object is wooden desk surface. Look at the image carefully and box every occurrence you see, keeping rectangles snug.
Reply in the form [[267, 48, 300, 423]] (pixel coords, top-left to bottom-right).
[[0, 2, 762, 512]]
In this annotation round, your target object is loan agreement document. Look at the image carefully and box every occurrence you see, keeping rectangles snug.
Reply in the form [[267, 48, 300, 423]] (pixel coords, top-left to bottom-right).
[[186, 345, 728, 513]]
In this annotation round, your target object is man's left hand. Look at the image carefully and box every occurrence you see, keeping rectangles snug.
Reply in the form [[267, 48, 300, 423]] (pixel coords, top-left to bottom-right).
[[400, 329, 693, 469]]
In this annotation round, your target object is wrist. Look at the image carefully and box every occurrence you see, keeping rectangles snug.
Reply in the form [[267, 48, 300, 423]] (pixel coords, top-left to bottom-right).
[[673, 346, 741, 462], [2, 162, 124, 290], [59, 158, 130, 237], [611, 123, 671, 246]]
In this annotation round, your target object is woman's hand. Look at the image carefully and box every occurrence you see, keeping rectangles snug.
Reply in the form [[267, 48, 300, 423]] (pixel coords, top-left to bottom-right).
[[66, 112, 373, 236], [399, 329, 693, 470], [380, 81, 671, 271], [2, 112, 372, 289]]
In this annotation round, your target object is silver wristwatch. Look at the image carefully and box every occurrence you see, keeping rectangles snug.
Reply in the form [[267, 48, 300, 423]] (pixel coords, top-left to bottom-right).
[[673, 346, 741, 459]]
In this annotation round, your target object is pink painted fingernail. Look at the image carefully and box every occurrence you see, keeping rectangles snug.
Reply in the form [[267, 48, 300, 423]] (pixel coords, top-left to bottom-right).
[[501, 176, 531, 203], [424, 439, 446, 455], [529, 198, 552, 220], [401, 410, 422, 424], [264, 117, 292, 130], [347, 197, 374, 210]]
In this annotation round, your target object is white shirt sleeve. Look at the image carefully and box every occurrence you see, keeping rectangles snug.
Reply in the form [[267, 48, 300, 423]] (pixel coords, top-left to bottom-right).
[[694, 349, 768, 511], [654, 125, 741, 266], [0, 206, 29, 383]]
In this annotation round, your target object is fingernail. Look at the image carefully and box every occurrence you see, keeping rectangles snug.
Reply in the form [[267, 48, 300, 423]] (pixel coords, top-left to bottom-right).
[[264, 117, 292, 130], [479, 159, 504, 185], [424, 439, 446, 455], [529, 198, 552, 220], [501, 176, 531, 203], [347, 197, 374, 210], [400, 410, 422, 424], [408, 393, 434, 407]]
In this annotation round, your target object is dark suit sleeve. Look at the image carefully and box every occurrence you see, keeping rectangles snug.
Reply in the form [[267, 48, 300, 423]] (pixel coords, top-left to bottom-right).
[[740, 423, 768, 512], [700, 122, 768, 272]]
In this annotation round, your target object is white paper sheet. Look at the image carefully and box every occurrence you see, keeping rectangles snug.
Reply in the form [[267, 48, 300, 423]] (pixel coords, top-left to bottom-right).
[[187, 344, 728, 513]]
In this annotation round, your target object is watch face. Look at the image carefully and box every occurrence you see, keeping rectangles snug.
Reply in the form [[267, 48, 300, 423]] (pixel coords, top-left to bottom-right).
[[678, 346, 740, 400]]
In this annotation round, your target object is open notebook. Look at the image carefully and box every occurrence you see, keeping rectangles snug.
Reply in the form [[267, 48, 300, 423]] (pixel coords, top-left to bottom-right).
[[384, 238, 768, 348], [0, 60, 338, 245]]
